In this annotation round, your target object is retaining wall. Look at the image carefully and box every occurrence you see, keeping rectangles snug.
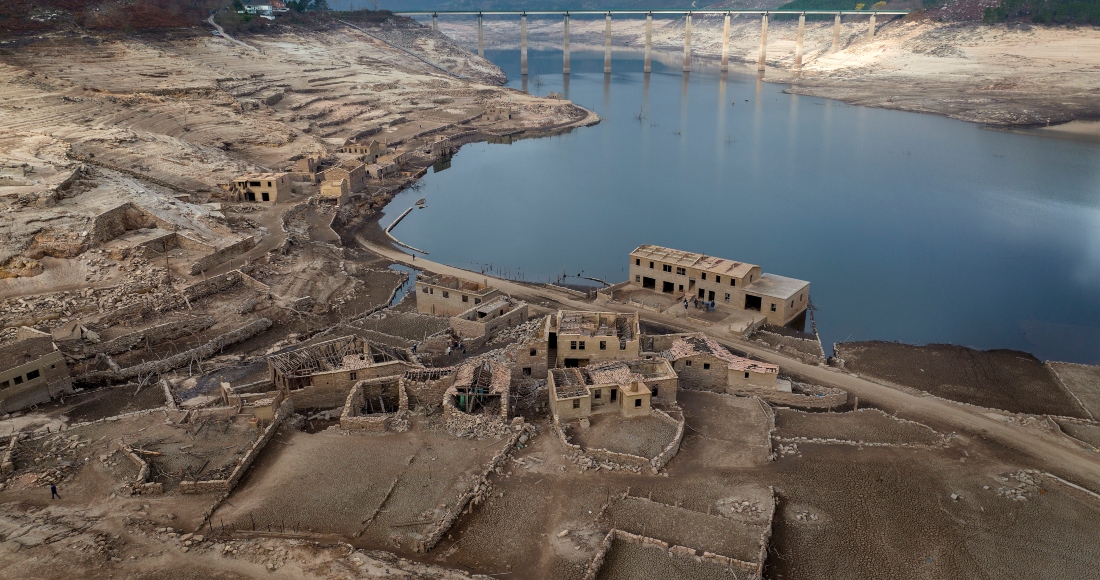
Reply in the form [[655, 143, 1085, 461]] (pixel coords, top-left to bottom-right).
[[79, 318, 272, 384], [84, 317, 216, 357], [750, 328, 826, 365], [725, 383, 848, 410]]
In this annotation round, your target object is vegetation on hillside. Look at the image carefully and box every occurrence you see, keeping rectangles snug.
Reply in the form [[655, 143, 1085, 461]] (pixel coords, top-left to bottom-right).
[[0, 0, 401, 34], [776, 0, 891, 10], [983, 0, 1100, 23], [0, 0, 224, 32]]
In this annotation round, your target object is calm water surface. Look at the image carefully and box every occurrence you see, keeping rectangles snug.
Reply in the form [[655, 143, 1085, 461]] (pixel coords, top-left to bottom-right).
[[382, 48, 1100, 364]]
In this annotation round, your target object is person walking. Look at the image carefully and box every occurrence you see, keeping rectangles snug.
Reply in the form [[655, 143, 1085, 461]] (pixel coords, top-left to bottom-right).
[[50, 484, 60, 500]]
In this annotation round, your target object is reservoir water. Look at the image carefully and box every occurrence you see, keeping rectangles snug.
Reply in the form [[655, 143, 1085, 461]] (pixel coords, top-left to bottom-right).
[[381, 48, 1100, 364]]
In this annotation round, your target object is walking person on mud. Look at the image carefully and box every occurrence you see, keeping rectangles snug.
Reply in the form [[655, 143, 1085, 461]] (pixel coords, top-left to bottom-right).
[[50, 484, 60, 500]]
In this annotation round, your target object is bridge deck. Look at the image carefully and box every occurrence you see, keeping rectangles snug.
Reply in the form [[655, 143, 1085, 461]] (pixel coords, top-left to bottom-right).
[[397, 9, 910, 16]]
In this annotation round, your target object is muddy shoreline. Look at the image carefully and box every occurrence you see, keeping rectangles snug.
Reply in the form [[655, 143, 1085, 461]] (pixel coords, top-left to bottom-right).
[[443, 18, 1100, 131]]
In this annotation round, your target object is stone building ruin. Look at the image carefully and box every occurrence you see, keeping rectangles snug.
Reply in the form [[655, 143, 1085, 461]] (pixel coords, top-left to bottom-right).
[[444, 360, 512, 422], [547, 358, 677, 422], [266, 335, 414, 393], [0, 327, 73, 413], [551, 310, 640, 367]]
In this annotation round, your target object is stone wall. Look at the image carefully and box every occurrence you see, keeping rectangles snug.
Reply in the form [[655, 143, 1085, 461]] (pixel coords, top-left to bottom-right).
[[189, 235, 257, 275], [121, 445, 164, 495], [671, 354, 731, 391], [401, 371, 453, 410], [441, 393, 511, 437], [180, 398, 293, 494], [82, 317, 216, 357], [181, 270, 245, 302], [89, 202, 171, 246], [728, 382, 847, 410], [289, 382, 353, 410], [78, 318, 272, 384], [0, 435, 20, 480], [552, 411, 684, 475], [750, 327, 825, 365], [339, 377, 409, 432], [582, 528, 762, 580], [650, 409, 685, 471], [415, 424, 532, 554]]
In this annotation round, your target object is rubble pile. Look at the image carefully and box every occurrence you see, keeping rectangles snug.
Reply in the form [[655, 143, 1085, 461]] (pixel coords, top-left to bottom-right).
[[443, 408, 512, 439], [1, 262, 172, 330], [793, 511, 820, 522], [486, 317, 543, 348], [994, 469, 1042, 502], [715, 498, 766, 520], [1, 433, 89, 491]]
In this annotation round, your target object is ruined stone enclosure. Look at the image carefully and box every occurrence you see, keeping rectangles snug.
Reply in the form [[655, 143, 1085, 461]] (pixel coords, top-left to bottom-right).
[[340, 376, 410, 433], [213, 423, 516, 547]]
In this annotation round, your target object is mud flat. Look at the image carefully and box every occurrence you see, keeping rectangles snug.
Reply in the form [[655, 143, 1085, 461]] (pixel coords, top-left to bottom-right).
[[834, 341, 1090, 417]]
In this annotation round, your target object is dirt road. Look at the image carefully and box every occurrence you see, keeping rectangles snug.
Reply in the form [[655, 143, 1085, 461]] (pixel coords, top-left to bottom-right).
[[359, 235, 1100, 492], [206, 14, 259, 53]]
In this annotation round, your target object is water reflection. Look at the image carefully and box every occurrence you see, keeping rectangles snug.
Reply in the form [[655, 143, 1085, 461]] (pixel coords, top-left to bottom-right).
[[382, 49, 1100, 363]]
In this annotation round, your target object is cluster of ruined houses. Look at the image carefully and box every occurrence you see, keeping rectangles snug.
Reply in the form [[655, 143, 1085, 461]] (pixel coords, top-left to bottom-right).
[[207, 263, 799, 432], [224, 135, 455, 207], [2, 245, 813, 432]]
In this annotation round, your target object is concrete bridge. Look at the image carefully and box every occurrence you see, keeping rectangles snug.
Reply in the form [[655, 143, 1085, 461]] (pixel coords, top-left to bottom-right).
[[395, 9, 910, 75]]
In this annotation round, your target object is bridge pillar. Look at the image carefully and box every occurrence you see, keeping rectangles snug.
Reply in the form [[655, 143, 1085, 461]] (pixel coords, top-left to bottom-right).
[[521, 14, 528, 75], [477, 14, 484, 58], [563, 14, 570, 75], [431, 13, 437, 32], [682, 13, 692, 72], [794, 13, 805, 71], [720, 13, 731, 72], [832, 14, 841, 53], [644, 13, 653, 73], [604, 14, 612, 74], [868, 13, 876, 40], [757, 13, 768, 72]]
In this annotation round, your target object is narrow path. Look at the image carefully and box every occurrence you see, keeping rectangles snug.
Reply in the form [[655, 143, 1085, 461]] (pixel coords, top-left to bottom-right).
[[338, 20, 468, 80], [207, 14, 260, 53], [358, 236, 1100, 492]]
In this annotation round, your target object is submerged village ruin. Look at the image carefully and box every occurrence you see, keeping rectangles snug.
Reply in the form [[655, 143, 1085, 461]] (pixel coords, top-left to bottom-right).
[[1, 7, 1100, 580]]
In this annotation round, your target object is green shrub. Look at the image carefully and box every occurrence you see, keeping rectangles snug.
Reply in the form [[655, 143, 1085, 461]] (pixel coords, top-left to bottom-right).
[[984, 0, 1100, 24]]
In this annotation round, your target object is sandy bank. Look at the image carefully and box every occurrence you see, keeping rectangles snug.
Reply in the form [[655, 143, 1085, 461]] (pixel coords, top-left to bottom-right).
[[443, 17, 1100, 127]]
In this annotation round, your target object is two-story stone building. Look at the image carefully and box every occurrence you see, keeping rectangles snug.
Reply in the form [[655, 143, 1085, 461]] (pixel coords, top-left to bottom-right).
[[415, 274, 502, 317], [550, 310, 640, 368], [229, 172, 291, 203], [628, 245, 810, 327]]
